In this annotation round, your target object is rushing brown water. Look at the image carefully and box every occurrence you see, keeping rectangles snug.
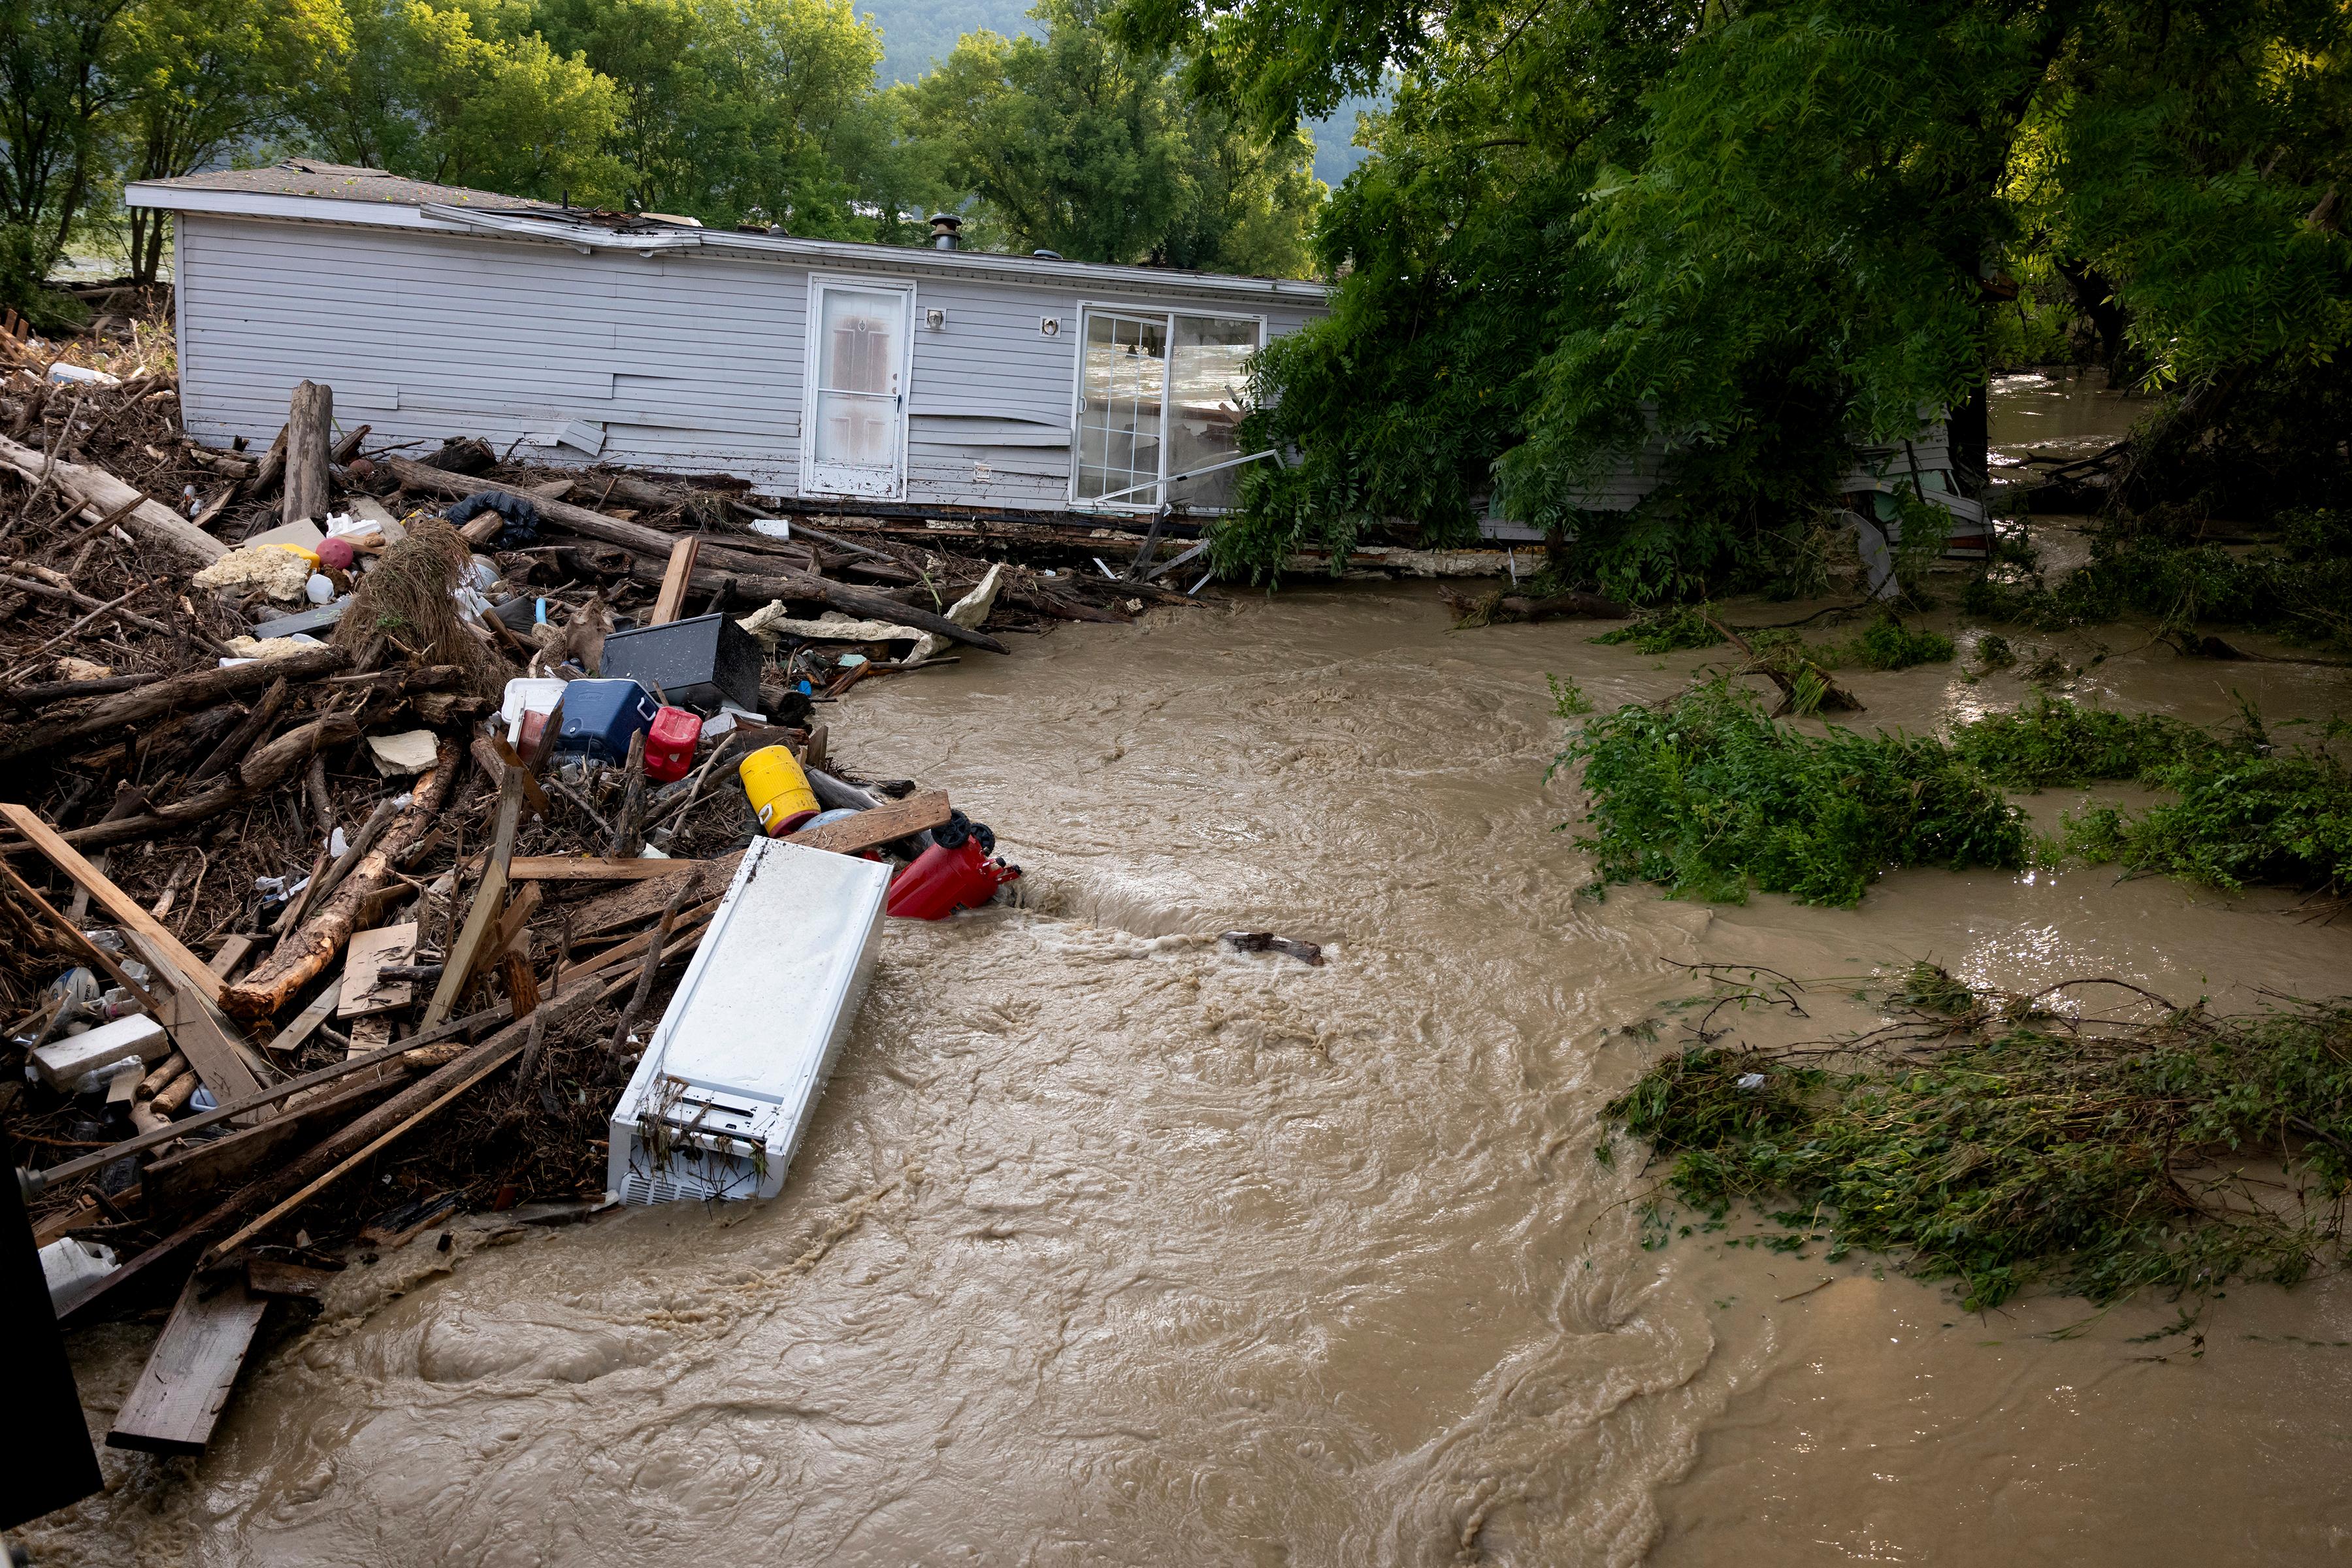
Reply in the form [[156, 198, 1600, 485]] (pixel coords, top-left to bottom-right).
[[33, 582, 2352, 1567]]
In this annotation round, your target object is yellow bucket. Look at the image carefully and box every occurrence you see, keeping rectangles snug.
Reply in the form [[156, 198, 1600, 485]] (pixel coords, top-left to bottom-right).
[[740, 745, 819, 836]]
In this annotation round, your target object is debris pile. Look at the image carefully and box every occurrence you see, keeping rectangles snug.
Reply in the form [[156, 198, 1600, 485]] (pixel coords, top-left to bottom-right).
[[0, 357, 1073, 1455]]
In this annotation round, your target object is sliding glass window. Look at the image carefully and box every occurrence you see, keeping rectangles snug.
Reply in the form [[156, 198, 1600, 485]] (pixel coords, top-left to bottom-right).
[[1072, 308, 1262, 509]]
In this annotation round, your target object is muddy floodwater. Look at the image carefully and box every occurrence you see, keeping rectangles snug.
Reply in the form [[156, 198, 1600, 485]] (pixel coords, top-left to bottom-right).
[[38, 581, 2352, 1566]]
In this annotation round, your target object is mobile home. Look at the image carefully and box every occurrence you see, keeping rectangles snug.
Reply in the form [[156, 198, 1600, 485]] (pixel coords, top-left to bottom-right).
[[127, 161, 1332, 519]]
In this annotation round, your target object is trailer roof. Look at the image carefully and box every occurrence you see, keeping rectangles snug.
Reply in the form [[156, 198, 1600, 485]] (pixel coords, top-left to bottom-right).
[[129, 163, 1331, 309]]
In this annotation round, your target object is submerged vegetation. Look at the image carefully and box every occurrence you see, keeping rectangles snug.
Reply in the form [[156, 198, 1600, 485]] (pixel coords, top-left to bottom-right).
[[1559, 681, 2026, 906], [1963, 510, 2352, 649], [1561, 683, 2351, 904], [1606, 970, 2352, 1313]]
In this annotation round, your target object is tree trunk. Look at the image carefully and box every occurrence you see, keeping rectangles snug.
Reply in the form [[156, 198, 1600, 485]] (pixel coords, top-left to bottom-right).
[[0, 433, 229, 569], [0, 644, 345, 764], [220, 738, 460, 1022], [282, 382, 333, 525]]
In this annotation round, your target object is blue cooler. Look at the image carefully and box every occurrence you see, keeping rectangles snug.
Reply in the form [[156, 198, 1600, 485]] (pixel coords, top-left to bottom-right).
[[555, 679, 661, 764]]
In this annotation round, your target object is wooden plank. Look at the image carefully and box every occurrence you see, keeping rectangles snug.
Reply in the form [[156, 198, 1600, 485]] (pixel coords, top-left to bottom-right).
[[122, 931, 265, 1109], [510, 855, 704, 882], [263, 972, 342, 1054], [421, 768, 523, 1028], [346, 1015, 393, 1060], [563, 851, 744, 939], [785, 790, 952, 855], [651, 536, 700, 625], [338, 923, 419, 1018], [1, 802, 221, 1005], [206, 935, 254, 980], [144, 1076, 393, 1215], [106, 1270, 269, 1454]]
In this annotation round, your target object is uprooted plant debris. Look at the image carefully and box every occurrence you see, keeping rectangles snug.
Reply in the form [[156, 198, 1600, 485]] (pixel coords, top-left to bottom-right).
[[0, 325, 1194, 1445], [1558, 679, 2351, 907], [1604, 964, 2352, 1316]]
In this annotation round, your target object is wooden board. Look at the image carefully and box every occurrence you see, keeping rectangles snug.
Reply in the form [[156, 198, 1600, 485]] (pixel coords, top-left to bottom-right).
[[651, 536, 700, 624], [1, 802, 221, 1005], [106, 1271, 269, 1454], [143, 1076, 393, 1215], [510, 855, 704, 882], [346, 1015, 393, 1060], [423, 768, 522, 1028], [338, 923, 419, 1017], [120, 930, 265, 1109], [785, 790, 952, 855], [562, 851, 744, 940], [265, 972, 343, 1054]]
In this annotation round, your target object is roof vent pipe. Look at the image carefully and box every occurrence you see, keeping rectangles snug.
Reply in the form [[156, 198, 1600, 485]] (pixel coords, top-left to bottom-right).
[[1033, 248, 1062, 259], [929, 212, 962, 250]]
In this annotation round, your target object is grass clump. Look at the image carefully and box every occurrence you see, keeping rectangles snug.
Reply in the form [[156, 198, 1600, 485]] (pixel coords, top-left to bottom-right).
[[1607, 978, 2352, 1313], [1948, 692, 2229, 788], [1548, 673, 1595, 716], [1560, 679, 2027, 906], [1590, 603, 1726, 655], [2065, 742, 2352, 895]]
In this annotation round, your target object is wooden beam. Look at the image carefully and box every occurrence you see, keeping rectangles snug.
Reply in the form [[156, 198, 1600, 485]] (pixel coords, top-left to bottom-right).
[[785, 789, 951, 855], [106, 1270, 270, 1454], [651, 536, 700, 625], [510, 855, 704, 881], [422, 767, 523, 1028], [281, 380, 333, 525], [3, 802, 221, 1005]]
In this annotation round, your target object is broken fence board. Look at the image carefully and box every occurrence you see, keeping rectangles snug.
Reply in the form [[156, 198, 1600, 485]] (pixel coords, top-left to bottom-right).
[[106, 1271, 269, 1454], [339, 923, 420, 1018], [785, 790, 952, 854], [511, 855, 704, 881]]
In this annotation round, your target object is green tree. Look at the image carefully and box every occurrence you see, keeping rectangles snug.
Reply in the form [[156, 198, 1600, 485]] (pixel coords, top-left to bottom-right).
[[292, 0, 622, 201], [906, 0, 1320, 272], [0, 0, 139, 318], [1129, 0, 2352, 595], [115, 0, 350, 282]]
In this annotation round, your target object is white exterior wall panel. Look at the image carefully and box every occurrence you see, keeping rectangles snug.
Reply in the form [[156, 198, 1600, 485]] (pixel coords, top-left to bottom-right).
[[171, 210, 1326, 509]]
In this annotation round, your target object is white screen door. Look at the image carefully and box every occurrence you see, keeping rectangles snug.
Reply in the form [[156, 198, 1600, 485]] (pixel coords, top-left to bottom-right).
[[802, 278, 913, 498]]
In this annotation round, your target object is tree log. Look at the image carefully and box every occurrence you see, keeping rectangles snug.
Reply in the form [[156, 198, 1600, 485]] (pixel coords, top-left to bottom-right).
[[282, 382, 333, 525], [186, 676, 287, 788], [237, 713, 360, 790], [384, 456, 1007, 653], [221, 738, 459, 1021], [0, 645, 345, 764], [0, 433, 227, 568]]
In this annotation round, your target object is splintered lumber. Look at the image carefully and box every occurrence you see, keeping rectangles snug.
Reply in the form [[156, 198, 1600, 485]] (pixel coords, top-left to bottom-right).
[[282, 381, 333, 525], [339, 923, 420, 1017], [263, 975, 340, 1054], [221, 738, 460, 1021], [0, 431, 229, 569], [144, 1075, 397, 1215], [243, 422, 287, 499], [0, 802, 221, 1005], [106, 1270, 269, 1454], [424, 767, 524, 1027], [0, 644, 346, 765], [785, 789, 951, 854], [651, 536, 700, 624], [186, 678, 288, 789], [237, 712, 362, 791], [203, 983, 606, 1262], [384, 455, 1007, 652], [564, 849, 745, 938], [510, 855, 704, 881], [20, 1000, 515, 1201]]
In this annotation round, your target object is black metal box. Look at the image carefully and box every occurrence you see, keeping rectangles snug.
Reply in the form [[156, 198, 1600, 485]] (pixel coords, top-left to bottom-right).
[[599, 612, 763, 714]]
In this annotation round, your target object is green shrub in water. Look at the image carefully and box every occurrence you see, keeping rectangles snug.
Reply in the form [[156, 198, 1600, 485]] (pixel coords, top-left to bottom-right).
[[1812, 615, 1956, 671], [1949, 692, 2230, 788], [1607, 980, 2352, 1312], [2065, 743, 2352, 894], [1589, 604, 1726, 655], [1559, 679, 2027, 906]]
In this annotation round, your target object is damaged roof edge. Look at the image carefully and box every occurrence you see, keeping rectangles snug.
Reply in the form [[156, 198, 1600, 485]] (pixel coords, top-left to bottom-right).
[[123, 180, 1333, 308]]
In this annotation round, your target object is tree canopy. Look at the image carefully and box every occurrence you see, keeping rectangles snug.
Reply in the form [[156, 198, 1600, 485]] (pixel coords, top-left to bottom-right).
[[1128, 0, 2351, 595]]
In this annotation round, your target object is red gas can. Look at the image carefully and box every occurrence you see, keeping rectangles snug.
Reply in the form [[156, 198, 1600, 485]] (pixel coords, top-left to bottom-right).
[[886, 836, 1021, 920], [644, 705, 702, 783]]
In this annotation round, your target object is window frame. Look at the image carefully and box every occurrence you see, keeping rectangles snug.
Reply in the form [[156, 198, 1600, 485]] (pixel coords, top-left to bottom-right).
[[1067, 302, 1267, 512]]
